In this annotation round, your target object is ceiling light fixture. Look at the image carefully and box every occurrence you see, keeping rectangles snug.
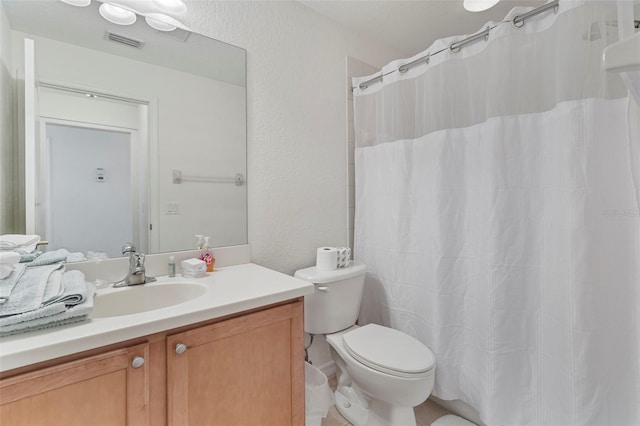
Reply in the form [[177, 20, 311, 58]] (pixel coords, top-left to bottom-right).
[[151, 0, 187, 14], [99, 3, 137, 25], [60, 0, 91, 6], [59, 0, 189, 32], [463, 0, 501, 12], [145, 13, 180, 31]]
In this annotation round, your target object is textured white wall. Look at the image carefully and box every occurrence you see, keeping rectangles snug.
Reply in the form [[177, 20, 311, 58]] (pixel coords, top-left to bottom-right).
[[182, 1, 402, 274], [304, 56, 381, 374]]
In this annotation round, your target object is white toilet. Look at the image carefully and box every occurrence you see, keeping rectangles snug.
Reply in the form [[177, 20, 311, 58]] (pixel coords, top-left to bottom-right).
[[295, 262, 435, 426]]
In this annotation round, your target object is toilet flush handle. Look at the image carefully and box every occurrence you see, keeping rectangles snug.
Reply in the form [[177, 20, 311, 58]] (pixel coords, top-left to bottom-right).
[[316, 286, 329, 292]]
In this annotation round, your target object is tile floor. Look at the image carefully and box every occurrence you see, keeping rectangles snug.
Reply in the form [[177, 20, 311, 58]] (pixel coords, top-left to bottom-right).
[[321, 375, 451, 426]]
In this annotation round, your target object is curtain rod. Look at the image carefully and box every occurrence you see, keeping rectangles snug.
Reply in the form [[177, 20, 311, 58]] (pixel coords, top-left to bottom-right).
[[355, 0, 560, 90]]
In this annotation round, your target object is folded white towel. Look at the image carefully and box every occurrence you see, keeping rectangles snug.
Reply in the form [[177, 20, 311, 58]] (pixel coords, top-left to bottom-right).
[[0, 252, 20, 265], [0, 235, 40, 253], [181, 258, 206, 271]]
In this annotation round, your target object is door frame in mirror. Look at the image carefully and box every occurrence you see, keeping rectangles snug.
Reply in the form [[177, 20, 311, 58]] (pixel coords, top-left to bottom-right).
[[30, 80, 157, 257]]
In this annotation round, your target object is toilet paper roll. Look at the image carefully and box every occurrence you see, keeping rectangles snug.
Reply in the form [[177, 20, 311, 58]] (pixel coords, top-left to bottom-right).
[[316, 247, 338, 271]]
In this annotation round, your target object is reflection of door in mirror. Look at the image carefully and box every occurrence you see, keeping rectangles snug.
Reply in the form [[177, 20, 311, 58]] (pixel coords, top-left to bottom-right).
[[35, 86, 149, 257], [44, 124, 132, 258]]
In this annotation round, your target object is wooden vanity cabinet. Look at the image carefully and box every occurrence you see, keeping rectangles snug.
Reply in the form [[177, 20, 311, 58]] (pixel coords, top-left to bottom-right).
[[167, 301, 304, 426], [0, 299, 304, 426], [0, 343, 150, 426]]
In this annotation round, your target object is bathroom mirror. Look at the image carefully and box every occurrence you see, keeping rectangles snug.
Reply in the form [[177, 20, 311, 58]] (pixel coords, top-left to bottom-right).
[[0, 0, 247, 259]]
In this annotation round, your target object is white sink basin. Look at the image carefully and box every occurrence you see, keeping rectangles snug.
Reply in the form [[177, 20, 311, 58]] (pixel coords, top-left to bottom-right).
[[91, 282, 207, 318]]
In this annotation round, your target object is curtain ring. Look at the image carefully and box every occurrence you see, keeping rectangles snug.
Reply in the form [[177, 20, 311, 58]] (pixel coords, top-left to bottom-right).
[[512, 2, 558, 29], [512, 15, 525, 28], [449, 42, 461, 53], [398, 54, 429, 74]]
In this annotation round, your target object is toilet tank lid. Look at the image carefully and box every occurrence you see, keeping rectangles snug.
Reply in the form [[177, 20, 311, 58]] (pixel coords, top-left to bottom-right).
[[294, 262, 366, 284]]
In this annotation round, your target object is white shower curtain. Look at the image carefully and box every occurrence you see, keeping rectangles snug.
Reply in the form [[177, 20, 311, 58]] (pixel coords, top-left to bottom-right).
[[353, 1, 640, 425]]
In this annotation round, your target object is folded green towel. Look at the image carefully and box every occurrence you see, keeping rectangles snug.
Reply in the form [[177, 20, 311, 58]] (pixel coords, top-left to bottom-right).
[[0, 279, 95, 337], [43, 270, 90, 307], [0, 264, 27, 303], [27, 249, 70, 267], [19, 251, 41, 263], [0, 301, 93, 337], [0, 264, 64, 317]]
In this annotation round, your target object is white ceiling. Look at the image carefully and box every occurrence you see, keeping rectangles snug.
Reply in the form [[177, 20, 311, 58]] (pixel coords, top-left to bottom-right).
[[300, 0, 548, 56]]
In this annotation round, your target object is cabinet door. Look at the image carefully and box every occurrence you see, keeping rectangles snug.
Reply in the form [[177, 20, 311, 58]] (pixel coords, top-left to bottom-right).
[[167, 301, 304, 426], [0, 343, 150, 426]]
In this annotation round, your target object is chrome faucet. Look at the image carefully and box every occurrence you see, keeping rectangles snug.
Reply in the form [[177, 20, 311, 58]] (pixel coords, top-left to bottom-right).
[[113, 243, 156, 287]]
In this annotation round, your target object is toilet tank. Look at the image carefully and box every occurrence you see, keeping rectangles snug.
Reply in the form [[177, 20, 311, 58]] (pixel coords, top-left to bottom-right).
[[294, 262, 366, 335]]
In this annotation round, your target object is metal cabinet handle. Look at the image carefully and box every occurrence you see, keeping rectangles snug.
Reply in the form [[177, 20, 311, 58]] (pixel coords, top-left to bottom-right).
[[175, 343, 187, 355], [131, 356, 145, 369]]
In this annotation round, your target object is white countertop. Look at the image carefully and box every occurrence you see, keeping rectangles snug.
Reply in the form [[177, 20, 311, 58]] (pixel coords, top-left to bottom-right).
[[0, 263, 314, 372]]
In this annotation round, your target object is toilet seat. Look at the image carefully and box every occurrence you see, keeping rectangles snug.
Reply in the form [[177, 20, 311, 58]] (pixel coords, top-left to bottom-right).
[[342, 324, 435, 379]]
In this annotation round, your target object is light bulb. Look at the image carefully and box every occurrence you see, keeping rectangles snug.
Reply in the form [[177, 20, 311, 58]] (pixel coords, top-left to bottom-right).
[[99, 3, 137, 25], [60, 0, 91, 6], [463, 0, 500, 12], [151, 0, 187, 14], [145, 14, 179, 31]]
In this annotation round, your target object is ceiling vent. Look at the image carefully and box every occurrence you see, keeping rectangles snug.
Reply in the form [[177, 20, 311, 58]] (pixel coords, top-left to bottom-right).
[[104, 31, 144, 49]]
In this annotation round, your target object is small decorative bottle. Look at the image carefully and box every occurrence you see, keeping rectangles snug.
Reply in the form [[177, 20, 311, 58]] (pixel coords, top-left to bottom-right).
[[168, 256, 176, 277], [200, 236, 215, 273]]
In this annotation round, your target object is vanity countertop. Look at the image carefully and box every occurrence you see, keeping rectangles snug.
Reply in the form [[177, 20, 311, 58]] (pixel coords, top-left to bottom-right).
[[0, 263, 314, 372]]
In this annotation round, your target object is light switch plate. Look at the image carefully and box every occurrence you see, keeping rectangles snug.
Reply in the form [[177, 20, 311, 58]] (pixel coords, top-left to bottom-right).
[[166, 202, 180, 215]]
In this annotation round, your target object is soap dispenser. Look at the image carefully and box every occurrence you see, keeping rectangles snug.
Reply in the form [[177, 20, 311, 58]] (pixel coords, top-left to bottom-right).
[[195, 234, 204, 250], [200, 236, 215, 273]]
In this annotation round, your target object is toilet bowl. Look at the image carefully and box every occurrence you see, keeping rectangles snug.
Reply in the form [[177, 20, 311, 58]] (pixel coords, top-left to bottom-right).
[[326, 325, 435, 426], [295, 262, 436, 426]]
